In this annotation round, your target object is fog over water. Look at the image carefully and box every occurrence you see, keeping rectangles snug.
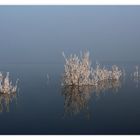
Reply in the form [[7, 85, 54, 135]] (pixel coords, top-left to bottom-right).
[[0, 6, 140, 135], [0, 6, 140, 64]]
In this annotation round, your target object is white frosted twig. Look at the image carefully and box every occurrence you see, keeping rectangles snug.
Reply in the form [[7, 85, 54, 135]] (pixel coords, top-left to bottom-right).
[[62, 51, 122, 86], [0, 72, 18, 94]]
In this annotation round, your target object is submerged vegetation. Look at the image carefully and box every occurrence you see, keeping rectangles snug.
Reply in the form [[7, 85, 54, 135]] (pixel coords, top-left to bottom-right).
[[62, 51, 122, 86], [0, 72, 18, 94]]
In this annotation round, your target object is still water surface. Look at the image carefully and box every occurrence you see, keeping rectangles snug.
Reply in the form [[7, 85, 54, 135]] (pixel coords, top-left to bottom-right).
[[0, 62, 140, 134]]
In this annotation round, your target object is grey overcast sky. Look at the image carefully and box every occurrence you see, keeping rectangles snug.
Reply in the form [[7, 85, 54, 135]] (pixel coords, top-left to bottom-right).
[[0, 6, 140, 64]]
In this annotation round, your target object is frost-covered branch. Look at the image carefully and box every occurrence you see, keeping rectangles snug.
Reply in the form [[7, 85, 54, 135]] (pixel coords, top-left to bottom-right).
[[62, 51, 122, 86], [0, 72, 18, 94]]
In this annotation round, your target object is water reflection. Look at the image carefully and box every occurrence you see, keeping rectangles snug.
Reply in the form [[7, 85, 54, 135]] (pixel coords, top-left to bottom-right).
[[62, 85, 92, 117], [133, 77, 139, 88], [62, 79, 122, 118], [133, 66, 140, 88], [94, 79, 122, 94], [0, 92, 18, 113]]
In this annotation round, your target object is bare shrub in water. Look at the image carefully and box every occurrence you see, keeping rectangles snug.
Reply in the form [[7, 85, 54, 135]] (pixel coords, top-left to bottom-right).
[[0, 72, 18, 94], [133, 66, 139, 88], [134, 66, 139, 78], [62, 51, 122, 86], [62, 51, 91, 86]]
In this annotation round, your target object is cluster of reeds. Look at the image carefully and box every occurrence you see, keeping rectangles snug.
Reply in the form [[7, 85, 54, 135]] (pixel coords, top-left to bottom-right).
[[62, 51, 122, 86], [0, 72, 18, 94]]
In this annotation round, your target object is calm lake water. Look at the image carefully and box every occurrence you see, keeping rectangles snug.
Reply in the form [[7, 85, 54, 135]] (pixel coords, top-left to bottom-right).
[[0, 62, 140, 135], [0, 6, 140, 135]]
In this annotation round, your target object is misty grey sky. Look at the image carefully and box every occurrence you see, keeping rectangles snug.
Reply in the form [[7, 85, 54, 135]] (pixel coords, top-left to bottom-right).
[[0, 6, 140, 64]]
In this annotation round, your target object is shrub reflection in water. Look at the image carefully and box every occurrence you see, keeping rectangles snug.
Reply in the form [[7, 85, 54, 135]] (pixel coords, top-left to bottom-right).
[[62, 79, 122, 118], [0, 72, 19, 112], [0, 92, 17, 112]]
